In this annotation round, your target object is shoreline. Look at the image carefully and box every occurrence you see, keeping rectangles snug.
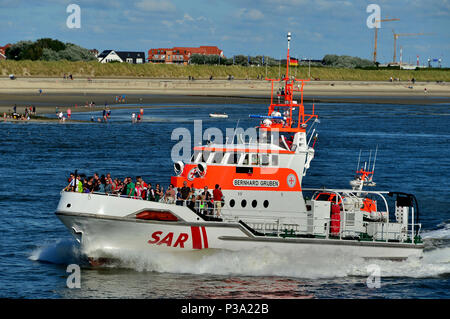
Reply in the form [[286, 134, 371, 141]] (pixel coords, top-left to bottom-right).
[[1, 78, 449, 120]]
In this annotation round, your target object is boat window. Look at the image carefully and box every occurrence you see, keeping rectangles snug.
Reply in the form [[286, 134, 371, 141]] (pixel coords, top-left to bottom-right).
[[261, 154, 270, 166], [212, 152, 224, 164], [241, 199, 247, 208], [252, 200, 257, 208], [263, 200, 269, 208], [272, 155, 279, 166], [316, 193, 332, 201], [236, 166, 253, 174], [251, 154, 259, 165], [230, 199, 235, 207], [242, 154, 249, 165], [227, 152, 239, 164], [193, 151, 202, 163]]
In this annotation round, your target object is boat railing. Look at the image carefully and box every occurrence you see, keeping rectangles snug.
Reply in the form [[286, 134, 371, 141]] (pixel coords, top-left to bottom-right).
[[62, 189, 223, 217], [302, 188, 421, 244]]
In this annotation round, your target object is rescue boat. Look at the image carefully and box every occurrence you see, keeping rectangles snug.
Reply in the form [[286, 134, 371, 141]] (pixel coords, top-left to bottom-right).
[[55, 32, 424, 264]]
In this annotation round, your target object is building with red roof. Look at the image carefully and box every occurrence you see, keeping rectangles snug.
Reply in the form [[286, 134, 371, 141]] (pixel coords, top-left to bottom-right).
[[0, 44, 11, 60], [148, 46, 223, 64]]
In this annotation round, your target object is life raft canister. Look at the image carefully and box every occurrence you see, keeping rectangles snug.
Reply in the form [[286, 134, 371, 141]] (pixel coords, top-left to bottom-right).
[[330, 203, 341, 235]]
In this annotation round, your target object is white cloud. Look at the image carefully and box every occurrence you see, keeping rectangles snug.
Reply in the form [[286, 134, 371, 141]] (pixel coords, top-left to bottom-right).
[[236, 8, 264, 20], [135, 0, 176, 13]]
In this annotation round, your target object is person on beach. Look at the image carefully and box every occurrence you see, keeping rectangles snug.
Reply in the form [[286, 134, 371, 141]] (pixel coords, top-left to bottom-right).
[[67, 108, 71, 119], [131, 113, 136, 123]]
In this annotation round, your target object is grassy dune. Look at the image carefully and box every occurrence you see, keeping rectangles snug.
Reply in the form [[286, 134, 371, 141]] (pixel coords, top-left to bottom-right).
[[1, 60, 449, 82]]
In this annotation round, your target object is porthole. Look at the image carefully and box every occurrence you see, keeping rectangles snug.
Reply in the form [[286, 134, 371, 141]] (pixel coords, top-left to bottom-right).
[[241, 199, 247, 208], [252, 200, 257, 208], [66, 203, 71, 208], [263, 200, 269, 208], [230, 199, 235, 207]]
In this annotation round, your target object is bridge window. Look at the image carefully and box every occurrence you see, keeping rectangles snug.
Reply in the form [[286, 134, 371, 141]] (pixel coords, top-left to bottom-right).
[[242, 154, 249, 165], [227, 152, 239, 164], [212, 152, 224, 164], [272, 155, 279, 166], [261, 154, 270, 166], [251, 154, 259, 165]]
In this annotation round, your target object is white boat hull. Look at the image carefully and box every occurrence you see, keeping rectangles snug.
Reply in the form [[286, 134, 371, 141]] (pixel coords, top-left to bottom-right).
[[56, 210, 423, 262]]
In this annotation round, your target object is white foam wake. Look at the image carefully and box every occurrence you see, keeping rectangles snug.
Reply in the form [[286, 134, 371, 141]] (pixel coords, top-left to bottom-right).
[[109, 245, 450, 280], [29, 239, 84, 265], [30, 238, 450, 279], [422, 222, 450, 240]]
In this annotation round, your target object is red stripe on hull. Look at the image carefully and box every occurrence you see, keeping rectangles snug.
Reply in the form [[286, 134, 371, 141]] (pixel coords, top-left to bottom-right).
[[191, 226, 202, 249], [201, 226, 208, 249]]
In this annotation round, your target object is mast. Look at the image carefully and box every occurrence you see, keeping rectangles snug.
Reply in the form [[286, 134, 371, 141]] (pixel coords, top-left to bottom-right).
[[254, 32, 317, 133]]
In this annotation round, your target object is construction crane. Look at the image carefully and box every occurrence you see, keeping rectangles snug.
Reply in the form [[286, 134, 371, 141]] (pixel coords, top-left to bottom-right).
[[373, 18, 400, 63], [392, 31, 433, 63]]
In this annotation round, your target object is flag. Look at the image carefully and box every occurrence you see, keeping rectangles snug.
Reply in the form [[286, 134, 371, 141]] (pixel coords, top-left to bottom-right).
[[289, 57, 298, 66]]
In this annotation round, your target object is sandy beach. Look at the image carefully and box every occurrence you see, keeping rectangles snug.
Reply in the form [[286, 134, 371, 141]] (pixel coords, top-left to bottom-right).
[[1, 77, 449, 119]]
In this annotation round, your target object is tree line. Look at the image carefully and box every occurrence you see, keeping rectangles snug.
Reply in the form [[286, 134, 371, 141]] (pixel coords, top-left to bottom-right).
[[4, 38, 376, 69], [189, 53, 375, 69], [5, 38, 96, 62]]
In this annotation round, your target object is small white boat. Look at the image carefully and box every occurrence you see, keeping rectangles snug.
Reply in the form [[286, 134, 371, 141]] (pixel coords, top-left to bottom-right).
[[209, 113, 228, 118]]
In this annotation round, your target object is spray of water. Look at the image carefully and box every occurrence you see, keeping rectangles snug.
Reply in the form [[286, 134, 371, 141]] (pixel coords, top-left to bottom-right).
[[29, 228, 450, 280]]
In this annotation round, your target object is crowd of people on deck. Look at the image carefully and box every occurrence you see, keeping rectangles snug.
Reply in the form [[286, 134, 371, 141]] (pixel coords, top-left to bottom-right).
[[64, 173, 224, 216]]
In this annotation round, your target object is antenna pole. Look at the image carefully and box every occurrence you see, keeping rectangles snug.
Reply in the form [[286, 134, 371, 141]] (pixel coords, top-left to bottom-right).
[[372, 145, 378, 175], [356, 150, 362, 171]]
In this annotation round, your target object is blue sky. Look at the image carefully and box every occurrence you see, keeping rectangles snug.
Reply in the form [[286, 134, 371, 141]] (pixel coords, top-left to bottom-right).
[[1, 0, 449, 66]]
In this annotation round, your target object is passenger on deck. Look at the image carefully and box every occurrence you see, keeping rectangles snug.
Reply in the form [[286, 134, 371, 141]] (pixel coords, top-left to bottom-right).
[[164, 184, 176, 204], [202, 186, 213, 212], [105, 179, 113, 194], [135, 182, 143, 199], [154, 184, 162, 202], [126, 177, 136, 197], [147, 183, 156, 201], [213, 184, 223, 217], [180, 181, 191, 200]]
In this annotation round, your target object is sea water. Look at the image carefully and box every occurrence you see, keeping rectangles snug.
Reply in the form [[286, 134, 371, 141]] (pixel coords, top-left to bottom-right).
[[0, 102, 449, 298]]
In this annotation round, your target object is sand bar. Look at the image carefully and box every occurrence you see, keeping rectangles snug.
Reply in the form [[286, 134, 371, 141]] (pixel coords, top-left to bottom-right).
[[1, 77, 449, 117]]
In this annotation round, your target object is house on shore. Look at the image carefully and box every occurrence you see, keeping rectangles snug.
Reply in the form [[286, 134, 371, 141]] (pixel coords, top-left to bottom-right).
[[147, 46, 223, 64], [97, 50, 146, 64], [0, 44, 11, 60]]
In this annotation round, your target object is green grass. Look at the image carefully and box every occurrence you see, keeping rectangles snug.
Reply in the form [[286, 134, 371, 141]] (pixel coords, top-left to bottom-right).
[[1, 60, 449, 82]]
